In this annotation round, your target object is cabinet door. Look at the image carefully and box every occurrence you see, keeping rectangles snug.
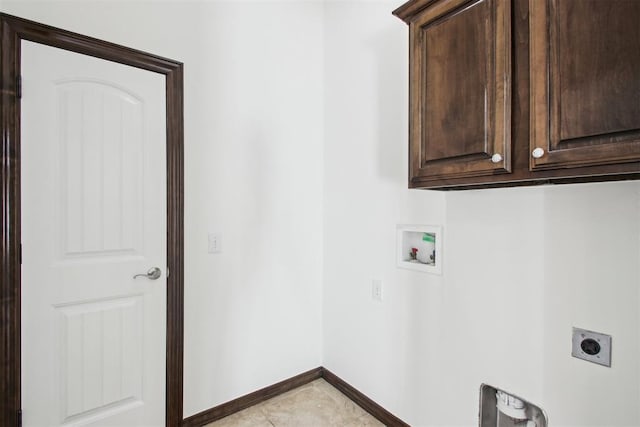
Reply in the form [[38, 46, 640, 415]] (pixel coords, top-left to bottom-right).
[[530, 0, 640, 170], [408, 0, 511, 184]]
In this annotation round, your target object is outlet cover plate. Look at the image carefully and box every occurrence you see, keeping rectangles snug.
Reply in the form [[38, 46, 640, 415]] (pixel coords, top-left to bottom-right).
[[208, 232, 222, 254], [571, 327, 611, 367], [372, 279, 383, 302]]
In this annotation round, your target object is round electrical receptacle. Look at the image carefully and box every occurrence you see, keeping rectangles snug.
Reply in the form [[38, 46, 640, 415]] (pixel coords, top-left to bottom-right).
[[581, 338, 601, 356]]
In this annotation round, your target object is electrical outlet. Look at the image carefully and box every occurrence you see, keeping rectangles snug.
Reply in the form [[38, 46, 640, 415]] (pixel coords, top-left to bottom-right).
[[208, 233, 222, 254], [572, 327, 611, 367], [372, 279, 383, 302]]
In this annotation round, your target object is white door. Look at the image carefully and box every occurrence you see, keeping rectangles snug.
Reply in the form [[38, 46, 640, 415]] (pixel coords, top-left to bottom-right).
[[21, 41, 167, 427]]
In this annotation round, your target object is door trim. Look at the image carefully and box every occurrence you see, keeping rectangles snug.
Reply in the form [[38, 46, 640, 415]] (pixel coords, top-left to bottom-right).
[[0, 14, 184, 426]]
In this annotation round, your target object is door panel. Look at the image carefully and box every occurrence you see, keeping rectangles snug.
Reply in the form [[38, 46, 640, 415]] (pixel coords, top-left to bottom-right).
[[408, 0, 511, 183], [58, 81, 144, 257], [21, 41, 166, 427], [423, 0, 487, 162], [57, 296, 143, 423], [557, 1, 640, 141], [529, 0, 640, 170]]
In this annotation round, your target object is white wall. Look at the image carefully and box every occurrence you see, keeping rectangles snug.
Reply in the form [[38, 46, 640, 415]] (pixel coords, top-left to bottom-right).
[[323, 1, 640, 426], [2, 0, 324, 418], [541, 182, 640, 426], [7, 1, 640, 426]]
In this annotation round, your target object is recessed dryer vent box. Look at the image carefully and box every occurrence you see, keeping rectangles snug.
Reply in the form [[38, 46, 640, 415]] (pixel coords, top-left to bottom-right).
[[396, 225, 442, 275], [479, 384, 547, 427]]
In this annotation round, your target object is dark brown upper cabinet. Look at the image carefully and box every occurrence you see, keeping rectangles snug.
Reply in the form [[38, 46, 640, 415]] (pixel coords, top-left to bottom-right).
[[529, 0, 640, 171], [394, 0, 640, 190], [396, 0, 512, 185]]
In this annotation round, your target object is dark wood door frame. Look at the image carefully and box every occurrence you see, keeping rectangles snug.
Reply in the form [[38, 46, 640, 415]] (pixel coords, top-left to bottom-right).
[[0, 14, 184, 426]]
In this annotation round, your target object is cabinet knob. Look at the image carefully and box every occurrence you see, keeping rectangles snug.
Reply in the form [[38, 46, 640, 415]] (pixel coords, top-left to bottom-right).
[[491, 153, 503, 163], [531, 147, 545, 159]]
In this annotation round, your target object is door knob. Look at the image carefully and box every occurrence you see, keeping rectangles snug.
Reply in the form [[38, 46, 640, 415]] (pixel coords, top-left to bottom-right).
[[491, 153, 503, 163], [133, 267, 162, 280], [531, 147, 545, 159]]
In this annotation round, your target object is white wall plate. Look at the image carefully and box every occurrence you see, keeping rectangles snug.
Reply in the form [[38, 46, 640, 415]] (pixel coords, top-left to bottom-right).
[[572, 327, 612, 367]]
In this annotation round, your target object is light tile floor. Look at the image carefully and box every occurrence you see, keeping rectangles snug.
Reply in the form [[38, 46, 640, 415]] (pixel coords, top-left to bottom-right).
[[205, 379, 385, 427]]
